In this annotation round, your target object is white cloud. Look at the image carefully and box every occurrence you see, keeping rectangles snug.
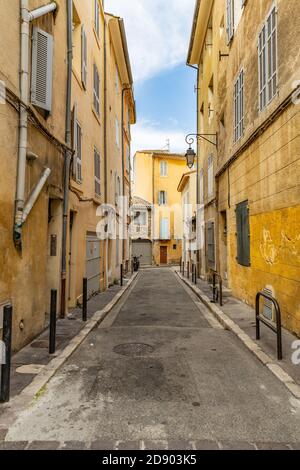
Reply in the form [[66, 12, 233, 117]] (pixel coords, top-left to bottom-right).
[[107, 0, 196, 82], [131, 121, 186, 155]]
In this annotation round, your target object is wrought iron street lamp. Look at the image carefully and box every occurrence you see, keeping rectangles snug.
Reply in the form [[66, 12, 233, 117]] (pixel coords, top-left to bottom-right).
[[185, 133, 218, 169]]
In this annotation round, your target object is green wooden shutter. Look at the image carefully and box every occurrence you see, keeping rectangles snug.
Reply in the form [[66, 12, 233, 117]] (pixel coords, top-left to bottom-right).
[[236, 200, 250, 266]]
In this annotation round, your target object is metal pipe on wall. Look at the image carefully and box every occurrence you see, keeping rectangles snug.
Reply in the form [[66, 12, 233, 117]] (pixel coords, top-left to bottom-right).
[[60, 0, 73, 317]]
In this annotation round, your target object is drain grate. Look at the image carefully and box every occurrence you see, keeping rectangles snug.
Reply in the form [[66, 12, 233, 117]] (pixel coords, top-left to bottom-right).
[[113, 343, 154, 357]]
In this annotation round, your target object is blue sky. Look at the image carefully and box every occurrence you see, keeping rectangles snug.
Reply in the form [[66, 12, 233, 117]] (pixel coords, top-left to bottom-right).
[[108, 0, 197, 154]]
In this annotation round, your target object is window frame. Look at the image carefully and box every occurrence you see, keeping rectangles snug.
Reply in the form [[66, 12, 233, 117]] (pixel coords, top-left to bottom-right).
[[234, 69, 244, 142], [158, 190, 167, 206], [160, 161, 168, 177], [75, 120, 82, 183], [93, 63, 100, 116], [94, 147, 101, 196], [207, 155, 214, 198], [94, 0, 100, 38], [258, 4, 278, 111]]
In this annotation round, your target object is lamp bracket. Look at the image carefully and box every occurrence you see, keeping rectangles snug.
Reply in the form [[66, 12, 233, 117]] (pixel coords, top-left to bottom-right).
[[185, 133, 218, 148]]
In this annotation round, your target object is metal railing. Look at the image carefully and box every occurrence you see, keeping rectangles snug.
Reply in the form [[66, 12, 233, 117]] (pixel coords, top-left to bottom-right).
[[256, 291, 282, 360]]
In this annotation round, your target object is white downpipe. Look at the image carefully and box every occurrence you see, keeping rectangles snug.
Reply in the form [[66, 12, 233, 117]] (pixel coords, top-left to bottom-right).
[[28, 2, 57, 21], [15, 1, 57, 247], [22, 167, 51, 223]]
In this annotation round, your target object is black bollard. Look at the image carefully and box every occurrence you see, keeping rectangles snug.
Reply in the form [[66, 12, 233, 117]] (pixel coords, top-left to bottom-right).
[[0, 305, 13, 403], [82, 278, 88, 322], [120, 264, 123, 287], [49, 290, 57, 354]]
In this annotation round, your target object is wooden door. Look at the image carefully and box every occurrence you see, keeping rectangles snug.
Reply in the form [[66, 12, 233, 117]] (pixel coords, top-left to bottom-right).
[[160, 246, 168, 264]]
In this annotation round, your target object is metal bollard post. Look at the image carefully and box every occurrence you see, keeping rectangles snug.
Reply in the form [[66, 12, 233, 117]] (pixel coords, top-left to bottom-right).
[[82, 278, 88, 322], [49, 290, 57, 355], [187, 261, 190, 279], [0, 305, 13, 403], [120, 264, 123, 287], [194, 265, 197, 285]]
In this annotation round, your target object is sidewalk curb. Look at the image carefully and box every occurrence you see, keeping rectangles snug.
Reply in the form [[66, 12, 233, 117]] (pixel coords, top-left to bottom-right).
[[0, 272, 139, 430], [176, 270, 300, 400]]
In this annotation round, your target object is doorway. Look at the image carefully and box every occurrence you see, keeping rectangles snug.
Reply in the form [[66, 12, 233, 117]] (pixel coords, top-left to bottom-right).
[[160, 246, 168, 265]]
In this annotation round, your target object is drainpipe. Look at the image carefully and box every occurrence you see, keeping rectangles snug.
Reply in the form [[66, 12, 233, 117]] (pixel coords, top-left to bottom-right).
[[14, 1, 57, 250], [121, 86, 131, 264], [60, 0, 73, 317], [103, 12, 109, 288], [22, 167, 51, 223]]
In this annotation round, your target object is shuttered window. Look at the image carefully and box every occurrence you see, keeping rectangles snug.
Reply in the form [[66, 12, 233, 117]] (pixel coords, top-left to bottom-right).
[[158, 190, 167, 206], [160, 218, 169, 240], [234, 69, 244, 142], [160, 161, 168, 176], [258, 5, 277, 110], [31, 27, 53, 112], [199, 169, 204, 204], [81, 26, 87, 89], [71, 103, 82, 183], [208, 155, 214, 197], [207, 221, 215, 268], [93, 64, 100, 115], [115, 118, 120, 147], [94, 148, 101, 196], [226, 0, 234, 43], [236, 200, 250, 266], [94, 0, 100, 38]]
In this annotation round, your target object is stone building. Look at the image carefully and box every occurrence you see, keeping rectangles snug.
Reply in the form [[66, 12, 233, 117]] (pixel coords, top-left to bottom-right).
[[133, 151, 186, 266], [187, 0, 300, 335], [0, 1, 68, 350]]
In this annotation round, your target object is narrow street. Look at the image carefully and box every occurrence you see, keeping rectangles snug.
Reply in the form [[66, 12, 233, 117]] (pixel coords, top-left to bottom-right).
[[5, 268, 300, 450]]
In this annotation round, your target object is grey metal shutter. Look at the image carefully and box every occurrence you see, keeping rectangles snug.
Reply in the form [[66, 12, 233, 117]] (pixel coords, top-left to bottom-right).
[[207, 221, 215, 268], [236, 200, 250, 266], [81, 26, 87, 89], [31, 27, 53, 112]]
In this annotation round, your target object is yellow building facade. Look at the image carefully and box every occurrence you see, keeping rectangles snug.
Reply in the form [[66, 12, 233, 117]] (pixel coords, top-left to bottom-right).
[[187, 0, 300, 336], [0, 0, 135, 351], [0, 0, 68, 350], [133, 151, 186, 265]]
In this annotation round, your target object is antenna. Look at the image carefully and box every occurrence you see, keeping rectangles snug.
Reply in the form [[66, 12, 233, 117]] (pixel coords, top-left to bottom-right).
[[162, 138, 170, 152]]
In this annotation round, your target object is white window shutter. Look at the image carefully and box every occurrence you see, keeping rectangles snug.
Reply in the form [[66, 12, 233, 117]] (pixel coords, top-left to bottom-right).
[[81, 26, 87, 89], [31, 27, 53, 112]]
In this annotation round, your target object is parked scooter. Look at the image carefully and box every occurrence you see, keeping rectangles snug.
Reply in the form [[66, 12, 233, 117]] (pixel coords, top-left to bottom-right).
[[133, 255, 141, 272]]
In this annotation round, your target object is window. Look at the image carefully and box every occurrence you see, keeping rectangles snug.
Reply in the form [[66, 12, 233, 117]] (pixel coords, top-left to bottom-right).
[[226, 0, 234, 43], [199, 169, 204, 204], [31, 27, 53, 112], [126, 147, 130, 173], [160, 161, 168, 177], [158, 190, 167, 206], [72, 119, 82, 182], [115, 118, 120, 147], [115, 65, 119, 93], [234, 69, 244, 142], [160, 218, 169, 240], [134, 211, 147, 226], [81, 26, 87, 89], [93, 64, 100, 115], [94, 0, 100, 37], [207, 221, 215, 268], [94, 148, 101, 196], [236, 200, 250, 266], [115, 172, 121, 205], [208, 155, 214, 197], [258, 5, 277, 110]]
